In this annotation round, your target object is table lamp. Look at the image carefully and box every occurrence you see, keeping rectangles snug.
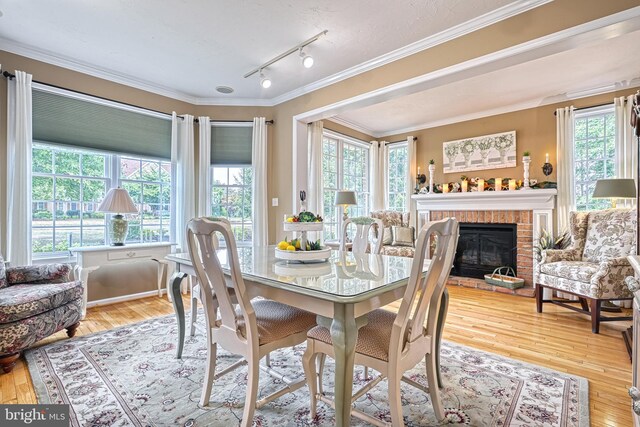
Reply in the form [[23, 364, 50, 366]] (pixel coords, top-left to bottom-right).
[[97, 187, 139, 246], [334, 190, 357, 220], [592, 178, 636, 208]]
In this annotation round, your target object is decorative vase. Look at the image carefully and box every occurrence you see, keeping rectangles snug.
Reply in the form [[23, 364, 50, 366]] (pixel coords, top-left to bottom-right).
[[522, 156, 531, 190], [109, 214, 129, 246], [428, 164, 435, 193]]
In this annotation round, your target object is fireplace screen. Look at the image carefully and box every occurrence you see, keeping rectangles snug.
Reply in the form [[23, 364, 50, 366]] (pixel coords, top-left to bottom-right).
[[452, 223, 517, 279]]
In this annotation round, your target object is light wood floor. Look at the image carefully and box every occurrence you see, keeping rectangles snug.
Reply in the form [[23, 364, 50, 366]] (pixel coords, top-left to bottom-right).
[[0, 286, 632, 426]]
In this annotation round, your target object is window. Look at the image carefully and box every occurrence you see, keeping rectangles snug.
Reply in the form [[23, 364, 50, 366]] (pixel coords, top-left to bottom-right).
[[322, 132, 370, 241], [574, 106, 616, 211], [32, 144, 110, 256], [211, 167, 253, 245], [387, 143, 408, 211], [120, 157, 172, 244], [32, 144, 172, 258]]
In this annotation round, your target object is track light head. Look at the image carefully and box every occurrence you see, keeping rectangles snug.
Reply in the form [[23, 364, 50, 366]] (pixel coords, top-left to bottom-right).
[[300, 48, 314, 68], [259, 71, 272, 89]]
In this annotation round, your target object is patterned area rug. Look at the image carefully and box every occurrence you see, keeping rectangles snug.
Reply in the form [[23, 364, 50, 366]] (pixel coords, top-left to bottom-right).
[[25, 314, 589, 426]]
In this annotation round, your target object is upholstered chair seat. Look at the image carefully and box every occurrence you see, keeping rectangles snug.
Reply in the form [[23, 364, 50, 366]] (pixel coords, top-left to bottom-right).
[[536, 209, 636, 333]]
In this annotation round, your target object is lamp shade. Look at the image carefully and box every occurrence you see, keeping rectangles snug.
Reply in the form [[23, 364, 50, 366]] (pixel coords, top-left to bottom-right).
[[334, 190, 357, 206], [592, 178, 637, 199], [97, 188, 138, 214]]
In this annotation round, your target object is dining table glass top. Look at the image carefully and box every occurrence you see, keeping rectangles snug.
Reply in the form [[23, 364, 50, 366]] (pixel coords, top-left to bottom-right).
[[167, 245, 428, 301]]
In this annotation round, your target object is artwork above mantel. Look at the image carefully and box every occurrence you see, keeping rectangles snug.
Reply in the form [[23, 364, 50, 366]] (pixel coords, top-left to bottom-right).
[[443, 130, 516, 173]]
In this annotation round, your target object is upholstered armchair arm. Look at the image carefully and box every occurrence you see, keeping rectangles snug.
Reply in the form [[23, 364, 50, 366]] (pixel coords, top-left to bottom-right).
[[6, 263, 71, 285], [540, 248, 581, 264], [590, 257, 634, 299]]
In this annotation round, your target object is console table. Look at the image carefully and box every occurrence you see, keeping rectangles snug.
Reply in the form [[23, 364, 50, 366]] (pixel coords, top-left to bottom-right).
[[71, 242, 175, 317]]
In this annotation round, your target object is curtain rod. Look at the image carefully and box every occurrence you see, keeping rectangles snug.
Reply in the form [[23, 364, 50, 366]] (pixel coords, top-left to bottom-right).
[[194, 118, 274, 124], [386, 137, 417, 145], [552, 100, 626, 116], [2, 71, 273, 125], [2, 70, 176, 119]]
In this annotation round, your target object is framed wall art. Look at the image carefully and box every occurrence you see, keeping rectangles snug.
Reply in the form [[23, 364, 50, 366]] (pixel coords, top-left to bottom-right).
[[443, 130, 516, 173]]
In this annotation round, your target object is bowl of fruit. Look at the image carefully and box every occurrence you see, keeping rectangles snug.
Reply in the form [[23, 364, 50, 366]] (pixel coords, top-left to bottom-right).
[[275, 237, 331, 263]]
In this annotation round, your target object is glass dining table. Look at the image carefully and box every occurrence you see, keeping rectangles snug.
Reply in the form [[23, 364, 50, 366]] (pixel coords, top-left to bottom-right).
[[165, 246, 444, 427]]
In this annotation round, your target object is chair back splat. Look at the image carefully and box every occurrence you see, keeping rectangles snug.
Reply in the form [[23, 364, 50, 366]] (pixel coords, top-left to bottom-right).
[[187, 218, 257, 354], [341, 216, 384, 254], [394, 218, 459, 356]]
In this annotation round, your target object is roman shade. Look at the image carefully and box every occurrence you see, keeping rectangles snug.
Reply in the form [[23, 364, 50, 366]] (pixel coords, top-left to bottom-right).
[[211, 125, 253, 165], [32, 89, 172, 159]]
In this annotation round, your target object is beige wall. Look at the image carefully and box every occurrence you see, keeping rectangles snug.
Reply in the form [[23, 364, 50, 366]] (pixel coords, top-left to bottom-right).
[[382, 87, 640, 185], [267, 0, 640, 243]]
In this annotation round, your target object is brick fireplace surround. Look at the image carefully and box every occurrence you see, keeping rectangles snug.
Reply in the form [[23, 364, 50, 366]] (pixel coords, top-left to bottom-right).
[[412, 189, 557, 298]]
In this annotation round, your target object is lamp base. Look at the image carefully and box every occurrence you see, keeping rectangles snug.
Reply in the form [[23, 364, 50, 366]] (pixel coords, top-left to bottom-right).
[[109, 214, 129, 246]]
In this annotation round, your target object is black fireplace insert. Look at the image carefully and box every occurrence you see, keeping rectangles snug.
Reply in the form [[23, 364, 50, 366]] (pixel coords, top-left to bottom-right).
[[452, 223, 517, 279]]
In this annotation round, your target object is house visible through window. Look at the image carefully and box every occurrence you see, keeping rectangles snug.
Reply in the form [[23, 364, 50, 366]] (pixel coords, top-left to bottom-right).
[[573, 105, 615, 211], [387, 142, 408, 211], [321, 131, 370, 241]]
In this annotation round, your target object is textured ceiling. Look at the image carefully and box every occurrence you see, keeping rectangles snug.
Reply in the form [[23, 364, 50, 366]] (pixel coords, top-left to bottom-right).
[[0, 0, 518, 101]]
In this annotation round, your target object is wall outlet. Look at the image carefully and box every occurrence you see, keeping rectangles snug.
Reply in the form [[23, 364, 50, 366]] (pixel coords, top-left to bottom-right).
[[272, 198, 279, 207]]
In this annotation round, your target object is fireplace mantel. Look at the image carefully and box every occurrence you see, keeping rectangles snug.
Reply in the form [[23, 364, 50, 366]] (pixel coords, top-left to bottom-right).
[[411, 188, 557, 211]]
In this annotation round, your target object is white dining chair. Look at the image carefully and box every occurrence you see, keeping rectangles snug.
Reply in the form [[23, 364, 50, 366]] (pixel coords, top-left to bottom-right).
[[302, 218, 459, 426], [340, 217, 384, 254], [187, 217, 317, 426]]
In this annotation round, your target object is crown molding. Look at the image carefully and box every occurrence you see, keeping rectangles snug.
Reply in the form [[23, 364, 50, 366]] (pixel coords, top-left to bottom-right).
[[269, 0, 553, 106], [325, 116, 376, 139], [374, 80, 640, 137], [0, 0, 551, 107]]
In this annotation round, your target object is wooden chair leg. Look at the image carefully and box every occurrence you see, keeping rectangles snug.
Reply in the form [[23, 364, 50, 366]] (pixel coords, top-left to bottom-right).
[[536, 284, 544, 313], [241, 357, 260, 427], [579, 298, 590, 312], [301, 344, 318, 419], [0, 353, 20, 374], [66, 322, 80, 338], [590, 299, 601, 334]]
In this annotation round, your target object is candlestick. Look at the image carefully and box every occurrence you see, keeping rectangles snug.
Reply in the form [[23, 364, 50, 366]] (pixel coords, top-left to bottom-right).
[[545, 153, 550, 163], [418, 166, 421, 175], [443, 185, 450, 193], [428, 164, 435, 193], [478, 179, 485, 192], [461, 180, 468, 192], [495, 178, 502, 191], [509, 179, 517, 191]]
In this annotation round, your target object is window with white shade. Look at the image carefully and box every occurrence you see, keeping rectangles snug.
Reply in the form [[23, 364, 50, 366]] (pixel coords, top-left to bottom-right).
[[321, 131, 370, 241], [573, 105, 616, 211], [387, 142, 408, 211]]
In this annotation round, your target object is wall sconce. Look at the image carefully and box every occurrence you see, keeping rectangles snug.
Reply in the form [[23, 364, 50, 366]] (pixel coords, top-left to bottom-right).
[[542, 152, 553, 176]]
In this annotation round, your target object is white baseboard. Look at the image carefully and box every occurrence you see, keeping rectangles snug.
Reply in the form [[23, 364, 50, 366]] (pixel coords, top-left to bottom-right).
[[86, 289, 166, 308]]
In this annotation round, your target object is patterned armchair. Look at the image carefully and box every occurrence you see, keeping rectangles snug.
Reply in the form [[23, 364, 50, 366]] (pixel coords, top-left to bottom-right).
[[536, 209, 636, 333], [0, 254, 83, 373], [370, 210, 414, 258]]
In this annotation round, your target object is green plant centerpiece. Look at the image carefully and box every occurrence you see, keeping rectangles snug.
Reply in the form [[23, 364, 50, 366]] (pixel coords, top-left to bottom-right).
[[278, 211, 330, 263]]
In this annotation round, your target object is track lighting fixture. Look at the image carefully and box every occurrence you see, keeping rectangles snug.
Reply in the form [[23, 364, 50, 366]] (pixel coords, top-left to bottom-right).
[[259, 71, 272, 89], [300, 48, 314, 68], [244, 30, 327, 88]]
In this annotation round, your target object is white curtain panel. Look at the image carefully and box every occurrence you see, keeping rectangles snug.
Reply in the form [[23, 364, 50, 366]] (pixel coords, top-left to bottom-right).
[[307, 121, 324, 216], [369, 140, 388, 211], [556, 107, 575, 232], [6, 70, 33, 265], [615, 95, 637, 208], [252, 117, 268, 247], [197, 116, 212, 217], [405, 136, 416, 226], [171, 113, 196, 252]]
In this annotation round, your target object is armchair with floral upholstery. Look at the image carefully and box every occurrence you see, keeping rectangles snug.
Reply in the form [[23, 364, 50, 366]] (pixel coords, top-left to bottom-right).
[[370, 210, 415, 258], [536, 209, 636, 333], [0, 254, 83, 373]]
